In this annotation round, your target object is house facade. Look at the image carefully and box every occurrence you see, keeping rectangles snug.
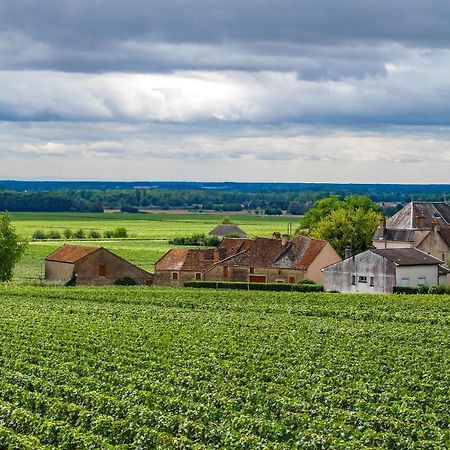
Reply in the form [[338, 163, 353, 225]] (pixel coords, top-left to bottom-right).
[[45, 244, 153, 285], [323, 248, 442, 293]]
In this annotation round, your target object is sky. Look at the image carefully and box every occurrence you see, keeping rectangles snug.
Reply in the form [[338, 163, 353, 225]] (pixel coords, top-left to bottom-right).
[[1, 0, 450, 183]]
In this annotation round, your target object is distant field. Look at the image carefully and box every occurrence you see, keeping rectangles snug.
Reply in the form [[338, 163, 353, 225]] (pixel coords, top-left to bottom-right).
[[11, 212, 295, 240], [0, 286, 448, 449], [10, 212, 296, 281]]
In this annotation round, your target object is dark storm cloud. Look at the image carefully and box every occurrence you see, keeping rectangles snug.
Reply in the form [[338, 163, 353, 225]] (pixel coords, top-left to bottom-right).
[[2, 0, 450, 75]]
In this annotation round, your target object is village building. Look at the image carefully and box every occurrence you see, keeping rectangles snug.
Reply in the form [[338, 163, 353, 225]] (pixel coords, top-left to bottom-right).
[[323, 248, 443, 293], [208, 223, 247, 239], [204, 234, 341, 284], [373, 201, 450, 264], [154, 238, 252, 286], [45, 244, 153, 286]]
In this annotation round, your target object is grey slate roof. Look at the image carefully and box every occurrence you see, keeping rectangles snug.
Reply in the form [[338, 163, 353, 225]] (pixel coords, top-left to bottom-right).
[[209, 224, 247, 238], [371, 248, 443, 266], [387, 202, 450, 229]]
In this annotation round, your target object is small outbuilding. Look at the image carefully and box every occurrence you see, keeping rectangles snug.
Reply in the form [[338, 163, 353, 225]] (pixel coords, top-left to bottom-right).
[[209, 224, 247, 239], [45, 244, 153, 286], [323, 248, 443, 293]]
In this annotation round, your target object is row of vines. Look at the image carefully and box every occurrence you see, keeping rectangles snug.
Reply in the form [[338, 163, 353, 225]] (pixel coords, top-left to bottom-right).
[[0, 286, 448, 448]]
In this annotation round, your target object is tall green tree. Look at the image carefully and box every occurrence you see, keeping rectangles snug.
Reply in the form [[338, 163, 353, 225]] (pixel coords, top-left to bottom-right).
[[0, 212, 27, 281], [311, 208, 381, 257]]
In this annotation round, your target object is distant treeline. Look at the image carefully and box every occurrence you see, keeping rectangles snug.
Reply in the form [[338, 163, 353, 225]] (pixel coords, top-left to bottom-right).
[[0, 183, 448, 213]]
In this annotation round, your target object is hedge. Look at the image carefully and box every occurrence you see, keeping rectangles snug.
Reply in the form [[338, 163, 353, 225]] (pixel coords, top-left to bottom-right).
[[184, 281, 324, 292], [393, 285, 450, 295]]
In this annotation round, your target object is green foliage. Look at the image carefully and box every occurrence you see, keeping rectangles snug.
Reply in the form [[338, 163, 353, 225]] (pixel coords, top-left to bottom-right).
[[417, 284, 429, 294], [63, 229, 73, 239], [0, 212, 27, 281], [72, 229, 86, 239], [32, 229, 47, 240], [46, 230, 62, 240], [113, 227, 128, 238], [221, 216, 232, 224], [184, 281, 324, 292], [393, 286, 419, 294], [0, 285, 448, 448], [297, 278, 317, 285], [170, 233, 219, 247], [88, 230, 101, 239], [311, 207, 382, 257], [429, 284, 450, 295]]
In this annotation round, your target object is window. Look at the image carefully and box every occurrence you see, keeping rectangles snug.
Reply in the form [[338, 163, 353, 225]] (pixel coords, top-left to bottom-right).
[[351, 275, 356, 285], [171, 272, 179, 280], [249, 267, 255, 274], [98, 265, 106, 277], [223, 266, 229, 278], [370, 277, 374, 287], [277, 280, 284, 283], [195, 272, 202, 280], [358, 276, 367, 283], [400, 277, 409, 287], [288, 276, 296, 284], [418, 277, 427, 286]]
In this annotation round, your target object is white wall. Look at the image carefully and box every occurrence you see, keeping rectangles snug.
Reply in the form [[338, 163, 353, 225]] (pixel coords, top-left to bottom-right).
[[395, 265, 438, 288]]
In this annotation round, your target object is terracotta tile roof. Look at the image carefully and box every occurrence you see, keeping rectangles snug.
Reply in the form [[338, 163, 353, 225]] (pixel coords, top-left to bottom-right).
[[209, 224, 247, 238], [273, 236, 326, 270], [217, 238, 253, 259], [371, 248, 443, 265], [45, 244, 99, 263], [155, 248, 216, 272]]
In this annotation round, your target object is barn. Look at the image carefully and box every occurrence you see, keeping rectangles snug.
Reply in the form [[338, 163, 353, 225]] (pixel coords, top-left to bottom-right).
[[45, 244, 153, 286]]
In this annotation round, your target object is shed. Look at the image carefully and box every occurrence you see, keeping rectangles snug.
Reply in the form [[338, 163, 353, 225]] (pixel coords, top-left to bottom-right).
[[45, 244, 153, 286], [208, 224, 247, 239]]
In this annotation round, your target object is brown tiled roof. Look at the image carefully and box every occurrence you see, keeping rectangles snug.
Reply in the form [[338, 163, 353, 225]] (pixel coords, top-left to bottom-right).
[[273, 236, 326, 270], [45, 244, 99, 263], [155, 248, 215, 272], [371, 248, 443, 265], [209, 224, 247, 238], [217, 238, 253, 259]]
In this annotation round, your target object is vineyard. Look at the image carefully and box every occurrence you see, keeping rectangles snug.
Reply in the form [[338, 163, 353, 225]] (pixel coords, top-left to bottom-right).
[[0, 285, 449, 449]]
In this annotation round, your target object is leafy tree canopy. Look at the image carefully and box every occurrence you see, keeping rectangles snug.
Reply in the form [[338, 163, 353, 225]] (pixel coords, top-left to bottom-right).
[[0, 212, 27, 281]]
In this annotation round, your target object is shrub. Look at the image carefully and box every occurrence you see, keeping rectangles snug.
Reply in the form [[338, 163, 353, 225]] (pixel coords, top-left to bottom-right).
[[297, 279, 317, 285], [113, 227, 128, 238], [429, 285, 450, 295], [114, 277, 137, 286], [72, 229, 86, 239], [121, 205, 140, 213], [170, 233, 219, 247], [104, 230, 114, 239], [32, 230, 47, 240], [417, 284, 429, 294], [47, 230, 62, 239], [63, 229, 73, 239], [393, 286, 419, 294], [89, 230, 102, 239]]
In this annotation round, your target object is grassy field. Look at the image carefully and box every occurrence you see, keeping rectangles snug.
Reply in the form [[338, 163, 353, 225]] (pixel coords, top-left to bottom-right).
[[10, 211, 296, 281], [0, 285, 448, 449], [11, 212, 295, 240]]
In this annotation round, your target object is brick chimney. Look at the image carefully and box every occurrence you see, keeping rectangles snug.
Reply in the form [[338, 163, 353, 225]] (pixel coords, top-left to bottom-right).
[[272, 232, 281, 240], [379, 217, 386, 238], [416, 213, 427, 229], [431, 218, 441, 232]]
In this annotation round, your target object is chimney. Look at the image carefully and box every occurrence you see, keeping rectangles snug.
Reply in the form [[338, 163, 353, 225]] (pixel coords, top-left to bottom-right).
[[344, 245, 352, 259], [281, 234, 289, 246], [380, 217, 386, 238], [272, 232, 281, 240], [431, 218, 441, 232], [213, 249, 220, 262], [416, 213, 427, 229]]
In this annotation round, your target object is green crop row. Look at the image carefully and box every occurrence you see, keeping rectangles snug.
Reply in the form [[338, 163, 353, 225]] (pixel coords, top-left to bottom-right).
[[0, 285, 448, 449]]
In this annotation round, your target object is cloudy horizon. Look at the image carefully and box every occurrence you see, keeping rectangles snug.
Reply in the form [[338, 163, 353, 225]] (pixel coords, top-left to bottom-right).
[[1, 1, 450, 182]]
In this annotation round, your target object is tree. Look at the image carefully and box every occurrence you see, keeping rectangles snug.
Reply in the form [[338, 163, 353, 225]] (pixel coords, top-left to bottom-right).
[[0, 212, 27, 281], [311, 208, 381, 257]]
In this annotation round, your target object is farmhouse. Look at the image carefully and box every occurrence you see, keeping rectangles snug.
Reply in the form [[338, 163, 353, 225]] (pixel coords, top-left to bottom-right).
[[45, 244, 153, 286], [204, 234, 341, 284], [209, 223, 247, 239], [373, 201, 450, 263], [323, 248, 443, 293], [154, 238, 252, 286]]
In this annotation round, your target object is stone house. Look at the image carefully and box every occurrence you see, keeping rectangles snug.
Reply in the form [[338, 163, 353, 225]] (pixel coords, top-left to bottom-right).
[[323, 248, 443, 293], [373, 201, 450, 264], [45, 244, 153, 285], [203, 234, 341, 285], [154, 238, 252, 286]]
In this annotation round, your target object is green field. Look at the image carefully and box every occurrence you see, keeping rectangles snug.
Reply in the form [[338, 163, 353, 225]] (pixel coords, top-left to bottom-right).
[[0, 285, 448, 449], [10, 212, 295, 281]]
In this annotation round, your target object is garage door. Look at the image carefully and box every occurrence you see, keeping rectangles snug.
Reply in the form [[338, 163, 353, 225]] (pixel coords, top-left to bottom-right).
[[249, 275, 267, 283]]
